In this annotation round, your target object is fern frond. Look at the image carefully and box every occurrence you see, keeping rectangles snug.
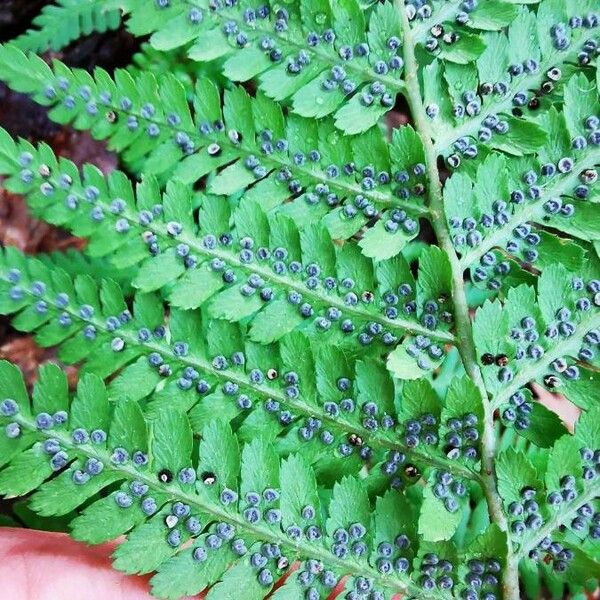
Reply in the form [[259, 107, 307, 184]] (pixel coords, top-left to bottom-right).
[[124, 0, 407, 135], [0, 128, 454, 351], [121, 0, 520, 135], [0, 359, 477, 600], [0, 247, 480, 488], [0, 43, 430, 252], [473, 264, 600, 445], [495, 409, 600, 581], [428, 0, 600, 159], [13, 0, 122, 54], [0, 1, 598, 595], [442, 69, 599, 293]]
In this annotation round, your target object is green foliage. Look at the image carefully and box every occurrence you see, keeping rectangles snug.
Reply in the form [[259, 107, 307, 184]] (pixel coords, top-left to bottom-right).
[[0, 246, 474, 492], [0, 0, 599, 598], [0, 360, 485, 600], [14, 0, 121, 53], [0, 44, 427, 254]]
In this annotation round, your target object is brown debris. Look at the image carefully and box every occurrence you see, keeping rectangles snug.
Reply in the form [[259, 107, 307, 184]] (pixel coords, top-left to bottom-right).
[[0, 336, 78, 388]]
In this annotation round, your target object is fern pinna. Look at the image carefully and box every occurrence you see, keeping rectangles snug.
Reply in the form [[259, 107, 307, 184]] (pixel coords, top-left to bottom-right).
[[0, 0, 598, 598]]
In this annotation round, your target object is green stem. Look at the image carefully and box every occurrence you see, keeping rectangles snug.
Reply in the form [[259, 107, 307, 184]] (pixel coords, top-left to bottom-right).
[[398, 5, 519, 599]]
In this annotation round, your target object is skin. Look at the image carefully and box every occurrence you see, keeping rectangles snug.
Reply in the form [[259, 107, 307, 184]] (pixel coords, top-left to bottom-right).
[[0, 528, 169, 600]]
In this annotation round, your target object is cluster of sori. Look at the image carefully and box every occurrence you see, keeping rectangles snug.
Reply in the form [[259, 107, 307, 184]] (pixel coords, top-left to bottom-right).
[[528, 538, 575, 574], [461, 557, 502, 600], [341, 174, 426, 226], [549, 16, 599, 63], [401, 412, 438, 448], [374, 531, 412, 576], [574, 275, 600, 306], [381, 450, 408, 490], [405, 334, 447, 371], [239, 487, 283, 529], [579, 446, 600, 483], [0, 397, 158, 483], [26, 32, 413, 214], [543, 355, 582, 391], [470, 252, 509, 292], [501, 390, 533, 431], [202, 535, 285, 588], [541, 326, 599, 391], [380, 449, 415, 490], [508, 486, 544, 537], [381, 283, 418, 323], [320, 34, 402, 98], [404, 0, 439, 22], [432, 470, 468, 513], [46, 68, 199, 157], [242, 137, 411, 209], [2, 398, 49, 442], [504, 224, 542, 266], [166, 501, 204, 547], [379, 207, 420, 238], [423, 16, 468, 55], [295, 560, 339, 600], [295, 412, 337, 451], [567, 495, 600, 539], [480, 350, 509, 370], [415, 294, 453, 336], [446, 115, 506, 169], [510, 66, 567, 118], [443, 412, 479, 460], [149, 345, 275, 407], [308, 165, 424, 215], [345, 576, 386, 600], [451, 17, 598, 152], [449, 193, 514, 254], [418, 297, 453, 331], [329, 522, 368, 561], [545, 470, 599, 529], [323, 395, 396, 453], [418, 552, 455, 591]]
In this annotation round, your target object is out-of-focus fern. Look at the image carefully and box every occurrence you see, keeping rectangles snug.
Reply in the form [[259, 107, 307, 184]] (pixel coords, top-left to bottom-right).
[[13, 0, 121, 53], [0, 1, 598, 599]]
